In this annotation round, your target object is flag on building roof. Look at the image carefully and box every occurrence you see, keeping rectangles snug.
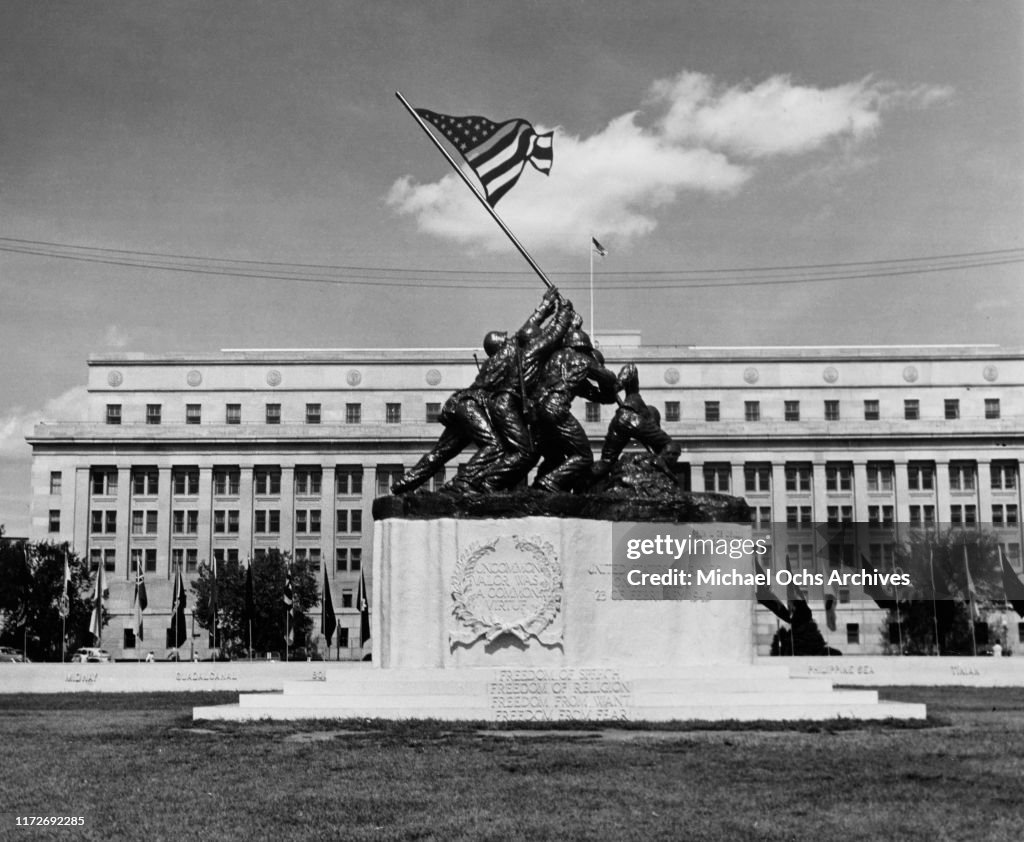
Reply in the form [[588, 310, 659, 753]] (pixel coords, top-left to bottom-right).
[[170, 565, 187, 649], [999, 549, 1024, 616], [132, 570, 148, 643], [356, 569, 371, 647], [321, 568, 337, 648], [415, 108, 553, 207], [88, 560, 105, 644], [591, 237, 608, 258]]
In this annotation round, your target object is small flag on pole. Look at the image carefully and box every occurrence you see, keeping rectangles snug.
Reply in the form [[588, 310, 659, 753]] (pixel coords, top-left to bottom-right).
[[132, 570, 148, 643], [356, 569, 371, 648], [999, 549, 1024, 616], [88, 560, 105, 644], [964, 544, 980, 621], [243, 558, 255, 622], [415, 108, 553, 207], [754, 558, 791, 623], [591, 237, 608, 258], [283, 569, 294, 609], [321, 568, 337, 648], [170, 566, 187, 649], [62, 551, 71, 600]]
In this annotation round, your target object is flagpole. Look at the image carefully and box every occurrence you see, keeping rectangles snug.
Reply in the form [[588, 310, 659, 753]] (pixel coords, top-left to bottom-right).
[[929, 548, 941, 655], [395, 90, 554, 291], [589, 237, 595, 341]]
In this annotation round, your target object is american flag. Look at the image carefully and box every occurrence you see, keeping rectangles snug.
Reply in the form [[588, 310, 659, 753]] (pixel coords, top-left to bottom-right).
[[415, 108, 553, 206]]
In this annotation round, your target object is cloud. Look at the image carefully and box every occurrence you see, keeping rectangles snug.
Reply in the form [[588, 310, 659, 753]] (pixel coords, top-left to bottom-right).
[[388, 69, 952, 253], [0, 386, 90, 460]]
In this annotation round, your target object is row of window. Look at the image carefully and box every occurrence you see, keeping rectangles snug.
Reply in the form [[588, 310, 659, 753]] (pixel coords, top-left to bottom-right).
[[108, 402, 414, 426], [714, 461, 1017, 495], [86, 545, 364, 574], [82, 467, 366, 498], [86, 507, 365, 536], [674, 397, 1001, 423]]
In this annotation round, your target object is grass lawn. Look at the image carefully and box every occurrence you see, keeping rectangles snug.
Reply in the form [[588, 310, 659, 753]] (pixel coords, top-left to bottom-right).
[[1, 688, 1022, 841]]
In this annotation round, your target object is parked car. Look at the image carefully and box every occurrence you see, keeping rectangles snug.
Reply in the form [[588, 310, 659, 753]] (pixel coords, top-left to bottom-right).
[[69, 647, 111, 663], [0, 646, 28, 663]]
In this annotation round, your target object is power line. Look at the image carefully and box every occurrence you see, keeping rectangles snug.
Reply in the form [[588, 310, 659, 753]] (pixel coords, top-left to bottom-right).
[[0, 236, 1021, 291]]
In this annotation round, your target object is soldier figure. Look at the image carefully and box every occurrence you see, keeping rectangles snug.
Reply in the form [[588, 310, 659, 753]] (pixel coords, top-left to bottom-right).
[[593, 362, 679, 480], [390, 289, 568, 495], [531, 328, 619, 493]]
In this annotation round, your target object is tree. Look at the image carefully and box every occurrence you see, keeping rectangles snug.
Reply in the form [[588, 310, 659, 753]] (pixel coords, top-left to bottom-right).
[[0, 535, 103, 661], [190, 550, 319, 659], [886, 528, 1001, 655]]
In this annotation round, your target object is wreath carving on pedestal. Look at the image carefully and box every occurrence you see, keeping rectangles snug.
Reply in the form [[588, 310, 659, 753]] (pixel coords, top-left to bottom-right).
[[450, 535, 562, 647]]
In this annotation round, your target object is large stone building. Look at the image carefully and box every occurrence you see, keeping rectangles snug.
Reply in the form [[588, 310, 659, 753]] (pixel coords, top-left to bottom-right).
[[27, 333, 1024, 659]]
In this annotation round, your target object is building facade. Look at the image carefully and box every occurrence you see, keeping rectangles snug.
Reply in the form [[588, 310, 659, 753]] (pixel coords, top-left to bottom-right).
[[27, 337, 1024, 659]]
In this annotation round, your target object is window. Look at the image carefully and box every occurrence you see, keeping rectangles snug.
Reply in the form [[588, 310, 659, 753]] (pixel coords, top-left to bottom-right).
[[904, 399, 919, 420], [296, 510, 307, 533], [186, 404, 201, 425], [866, 463, 894, 492], [254, 510, 280, 534], [254, 468, 281, 496], [306, 403, 321, 424], [338, 628, 349, 648], [846, 624, 860, 645], [173, 470, 199, 496], [993, 505, 1019, 526], [295, 469, 323, 496], [213, 510, 225, 533], [786, 506, 813, 527], [909, 505, 935, 527], [266, 403, 281, 425], [784, 465, 811, 493], [944, 399, 960, 420], [949, 462, 976, 491], [186, 548, 198, 572], [744, 401, 760, 422], [106, 511, 117, 533], [985, 398, 1001, 419], [828, 505, 853, 524], [950, 505, 977, 525], [784, 401, 800, 422], [703, 464, 730, 492], [825, 464, 853, 492], [824, 400, 840, 421], [863, 400, 879, 421], [213, 510, 238, 534], [337, 509, 363, 533], [426, 403, 441, 423], [350, 548, 362, 571], [48, 510, 60, 533], [106, 404, 121, 425], [146, 404, 162, 425], [336, 467, 364, 496], [213, 469, 240, 496], [585, 402, 601, 423], [173, 510, 197, 534], [346, 403, 362, 424], [753, 507, 771, 529], [868, 506, 894, 527], [341, 590, 354, 609], [664, 401, 680, 423], [49, 471, 62, 495], [704, 401, 720, 422], [744, 464, 770, 493], [336, 547, 349, 571], [296, 509, 321, 534], [226, 404, 241, 425], [91, 469, 118, 496], [133, 469, 159, 496], [908, 463, 935, 491], [386, 403, 402, 424], [991, 463, 1018, 490]]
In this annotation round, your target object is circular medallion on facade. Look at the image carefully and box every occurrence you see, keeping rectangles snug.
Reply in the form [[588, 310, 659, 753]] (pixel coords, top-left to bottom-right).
[[983, 365, 999, 383], [823, 366, 839, 384], [266, 369, 282, 387], [743, 367, 759, 384], [450, 535, 563, 647], [346, 369, 362, 387], [186, 370, 203, 387], [425, 368, 442, 386], [664, 367, 680, 385], [902, 365, 919, 383], [107, 370, 123, 388]]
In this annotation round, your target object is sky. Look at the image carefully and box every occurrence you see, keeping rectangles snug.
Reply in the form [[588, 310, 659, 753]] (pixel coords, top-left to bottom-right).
[[0, 0, 1021, 533]]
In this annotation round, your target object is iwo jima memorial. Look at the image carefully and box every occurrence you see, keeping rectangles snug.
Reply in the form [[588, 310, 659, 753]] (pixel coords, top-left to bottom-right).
[[195, 93, 924, 723]]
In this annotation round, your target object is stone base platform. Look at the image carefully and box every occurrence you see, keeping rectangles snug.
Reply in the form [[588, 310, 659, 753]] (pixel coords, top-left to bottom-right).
[[193, 664, 926, 723]]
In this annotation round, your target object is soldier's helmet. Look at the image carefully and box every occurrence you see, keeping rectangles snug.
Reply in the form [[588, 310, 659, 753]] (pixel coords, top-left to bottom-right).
[[563, 329, 593, 352], [483, 331, 508, 356]]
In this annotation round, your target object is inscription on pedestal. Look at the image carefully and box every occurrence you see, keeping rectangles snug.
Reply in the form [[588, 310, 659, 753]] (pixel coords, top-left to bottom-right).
[[488, 668, 632, 721], [450, 535, 563, 647]]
